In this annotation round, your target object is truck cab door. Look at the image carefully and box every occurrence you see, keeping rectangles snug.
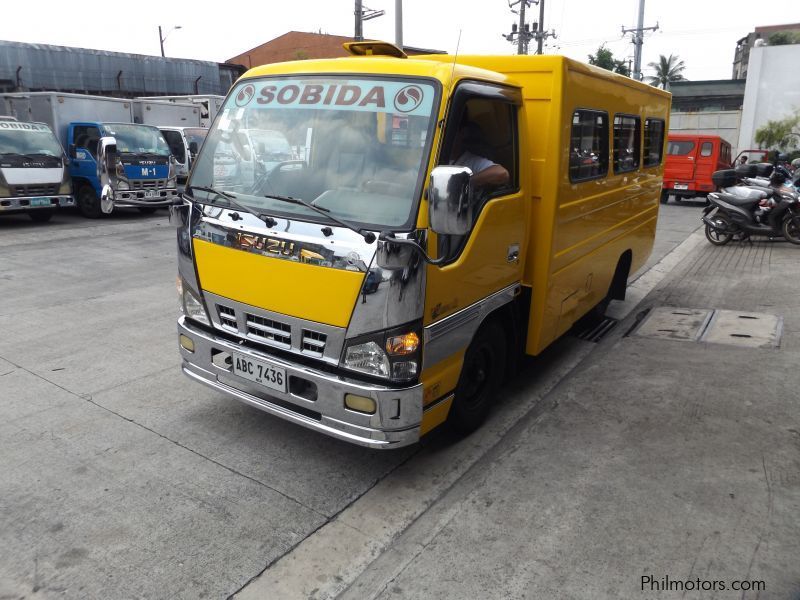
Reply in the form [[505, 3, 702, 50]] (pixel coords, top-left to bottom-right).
[[70, 124, 102, 192], [425, 83, 525, 326]]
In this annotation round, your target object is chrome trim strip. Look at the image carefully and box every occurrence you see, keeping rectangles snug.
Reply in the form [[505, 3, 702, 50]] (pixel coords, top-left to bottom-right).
[[178, 316, 422, 449], [423, 282, 520, 369]]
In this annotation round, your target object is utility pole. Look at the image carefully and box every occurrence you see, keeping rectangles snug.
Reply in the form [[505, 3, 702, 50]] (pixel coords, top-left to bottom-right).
[[355, 0, 363, 41], [621, 0, 658, 80], [517, 0, 527, 55], [504, 1, 556, 55], [537, 0, 545, 54]]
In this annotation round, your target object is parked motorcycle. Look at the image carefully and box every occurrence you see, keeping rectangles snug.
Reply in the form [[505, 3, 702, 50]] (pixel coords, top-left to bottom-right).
[[702, 164, 800, 246]]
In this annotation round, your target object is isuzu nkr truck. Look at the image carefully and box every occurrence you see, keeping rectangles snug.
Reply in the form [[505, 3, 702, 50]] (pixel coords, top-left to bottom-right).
[[0, 117, 73, 221], [3, 93, 179, 217], [171, 43, 671, 448]]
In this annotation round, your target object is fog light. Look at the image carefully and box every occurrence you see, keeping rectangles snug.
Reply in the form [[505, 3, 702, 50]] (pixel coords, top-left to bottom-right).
[[179, 334, 195, 352], [345, 394, 376, 415]]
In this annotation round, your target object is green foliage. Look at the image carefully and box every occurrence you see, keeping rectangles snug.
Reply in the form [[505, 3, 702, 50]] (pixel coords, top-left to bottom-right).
[[755, 111, 800, 151], [645, 54, 686, 89], [587, 45, 631, 77], [768, 31, 800, 46]]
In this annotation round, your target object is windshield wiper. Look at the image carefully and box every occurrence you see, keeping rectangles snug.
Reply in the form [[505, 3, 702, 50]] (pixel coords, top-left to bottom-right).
[[185, 185, 278, 228], [263, 193, 376, 244]]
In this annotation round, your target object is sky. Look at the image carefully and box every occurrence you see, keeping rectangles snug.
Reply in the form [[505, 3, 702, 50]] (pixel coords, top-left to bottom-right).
[[0, 0, 796, 82]]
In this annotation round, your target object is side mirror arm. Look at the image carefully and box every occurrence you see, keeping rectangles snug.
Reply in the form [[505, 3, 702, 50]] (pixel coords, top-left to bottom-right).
[[378, 231, 446, 266]]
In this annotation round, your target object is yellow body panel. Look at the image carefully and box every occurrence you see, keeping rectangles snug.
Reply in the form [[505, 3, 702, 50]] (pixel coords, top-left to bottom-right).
[[193, 239, 363, 327]]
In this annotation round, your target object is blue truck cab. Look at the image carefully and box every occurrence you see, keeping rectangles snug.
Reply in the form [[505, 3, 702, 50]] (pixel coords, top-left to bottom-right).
[[68, 121, 178, 217]]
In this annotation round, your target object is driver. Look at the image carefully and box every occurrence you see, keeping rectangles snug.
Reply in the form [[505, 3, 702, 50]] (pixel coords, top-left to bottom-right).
[[448, 118, 510, 189]]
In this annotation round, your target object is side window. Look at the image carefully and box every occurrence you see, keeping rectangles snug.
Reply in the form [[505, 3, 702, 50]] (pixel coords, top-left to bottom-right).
[[613, 114, 641, 174], [162, 130, 186, 163], [73, 125, 101, 159], [569, 109, 609, 182], [443, 96, 518, 194], [643, 118, 665, 167], [700, 141, 713, 157]]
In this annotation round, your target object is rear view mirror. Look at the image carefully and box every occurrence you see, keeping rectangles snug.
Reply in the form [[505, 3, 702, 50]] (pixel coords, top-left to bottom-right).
[[188, 141, 198, 155], [96, 136, 117, 187], [428, 165, 473, 236], [376, 235, 416, 270], [69, 143, 77, 159], [169, 202, 190, 228]]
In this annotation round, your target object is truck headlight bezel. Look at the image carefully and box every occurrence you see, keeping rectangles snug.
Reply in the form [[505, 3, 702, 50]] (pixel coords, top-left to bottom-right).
[[341, 321, 422, 383], [180, 278, 210, 326]]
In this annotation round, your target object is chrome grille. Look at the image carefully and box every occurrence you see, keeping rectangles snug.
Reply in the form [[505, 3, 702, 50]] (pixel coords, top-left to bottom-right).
[[10, 183, 59, 197], [217, 304, 237, 330], [301, 330, 327, 357], [130, 179, 167, 190], [246, 314, 291, 348]]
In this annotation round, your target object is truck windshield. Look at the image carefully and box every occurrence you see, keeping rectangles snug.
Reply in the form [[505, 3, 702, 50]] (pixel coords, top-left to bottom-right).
[[105, 123, 171, 156], [0, 122, 63, 157], [190, 76, 439, 230]]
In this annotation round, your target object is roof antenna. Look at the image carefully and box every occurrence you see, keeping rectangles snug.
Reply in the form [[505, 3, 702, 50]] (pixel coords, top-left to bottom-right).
[[448, 30, 462, 90]]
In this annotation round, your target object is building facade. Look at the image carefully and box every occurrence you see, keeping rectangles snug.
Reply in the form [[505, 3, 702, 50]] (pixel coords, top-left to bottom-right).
[[732, 22, 800, 79], [668, 80, 746, 155]]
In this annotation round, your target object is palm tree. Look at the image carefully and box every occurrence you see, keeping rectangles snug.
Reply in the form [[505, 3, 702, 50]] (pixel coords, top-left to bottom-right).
[[646, 54, 686, 89]]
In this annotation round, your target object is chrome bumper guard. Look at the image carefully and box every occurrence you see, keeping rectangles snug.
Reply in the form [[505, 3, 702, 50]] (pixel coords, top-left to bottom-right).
[[178, 316, 423, 449], [0, 195, 74, 212], [114, 187, 179, 207]]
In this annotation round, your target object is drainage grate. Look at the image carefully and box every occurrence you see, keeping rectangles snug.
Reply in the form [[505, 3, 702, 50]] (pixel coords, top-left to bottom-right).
[[577, 316, 619, 343]]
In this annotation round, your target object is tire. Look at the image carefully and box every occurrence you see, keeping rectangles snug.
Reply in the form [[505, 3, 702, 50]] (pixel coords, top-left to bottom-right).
[[137, 207, 158, 214], [76, 184, 102, 218], [705, 213, 734, 246], [447, 319, 507, 435], [660, 190, 670, 204], [28, 210, 53, 223], [782, 213, 800, 245]]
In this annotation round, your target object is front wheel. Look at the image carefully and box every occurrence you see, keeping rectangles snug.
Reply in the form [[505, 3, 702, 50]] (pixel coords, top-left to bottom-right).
[[76, 185, 102, 218], [782, 213, 800, 245], [447, 319, 507, 435], [705, 218, 733, 246]]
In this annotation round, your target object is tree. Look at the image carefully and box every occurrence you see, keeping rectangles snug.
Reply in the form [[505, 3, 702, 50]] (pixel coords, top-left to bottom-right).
[[755, 111, 800, 151], [588, 45, 630, 77], [768, 31, 800, 46], [645, 54, 686, 89]]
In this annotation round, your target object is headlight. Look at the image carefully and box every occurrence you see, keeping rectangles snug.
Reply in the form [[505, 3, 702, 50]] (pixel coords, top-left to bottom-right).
[[344, 341, 390, 378], [58, 180, 71, 195], [116, 180, 130, 191], [341, 323, 422, 382], [181, 279, 210, 325]]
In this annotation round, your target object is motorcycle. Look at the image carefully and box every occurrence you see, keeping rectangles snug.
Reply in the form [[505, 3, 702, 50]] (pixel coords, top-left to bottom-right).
[[702, 164, 800, 246]]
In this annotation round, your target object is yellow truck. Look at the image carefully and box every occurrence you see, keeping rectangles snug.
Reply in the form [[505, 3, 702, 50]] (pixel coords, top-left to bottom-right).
[[171, 42, 670, 448]]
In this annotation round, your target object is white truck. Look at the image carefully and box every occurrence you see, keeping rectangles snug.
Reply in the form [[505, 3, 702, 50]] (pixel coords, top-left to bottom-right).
[[0, 115, 73, 222], [158, 126, 208, 187], [2, 92, 179, 217], [136, 95, 224, 127], [132, 99, 202, 128]]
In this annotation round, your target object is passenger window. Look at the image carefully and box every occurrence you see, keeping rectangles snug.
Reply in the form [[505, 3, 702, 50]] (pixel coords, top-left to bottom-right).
[[569, 109, 609, 182], [700, 142, 713, 157], [643, 118, 665, 167], [613, 114, 641, 174]]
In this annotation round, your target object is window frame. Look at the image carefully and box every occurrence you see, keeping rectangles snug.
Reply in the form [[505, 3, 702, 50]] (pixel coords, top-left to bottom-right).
[[569, 108, 610, 183], [612, 113, 642, 175], [699, 141, 713, 157], [643, 118, 666, 168]]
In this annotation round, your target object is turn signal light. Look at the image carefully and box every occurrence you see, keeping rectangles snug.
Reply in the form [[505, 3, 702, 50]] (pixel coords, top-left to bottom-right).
[[345, 394, 376, 415], [385, 332, 420, 355], [179, 334, 195, 353]]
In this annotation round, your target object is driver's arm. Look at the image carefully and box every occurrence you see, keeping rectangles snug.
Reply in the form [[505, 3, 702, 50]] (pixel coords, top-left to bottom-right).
[[472, 164, 509, 187]]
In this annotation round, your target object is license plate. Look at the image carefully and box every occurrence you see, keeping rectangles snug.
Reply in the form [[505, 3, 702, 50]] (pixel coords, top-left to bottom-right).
[[673, 183, 689, 190], [29, 197, 51, 207], [144, 190, 157, 199], [232, 352, 287, 392]]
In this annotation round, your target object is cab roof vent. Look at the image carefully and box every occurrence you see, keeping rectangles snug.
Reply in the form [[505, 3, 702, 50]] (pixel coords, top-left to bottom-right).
[[343, 41, 407, 59]]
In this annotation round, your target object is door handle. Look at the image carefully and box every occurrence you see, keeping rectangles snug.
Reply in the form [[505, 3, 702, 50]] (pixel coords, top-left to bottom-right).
[[507, 243, 520, 263]]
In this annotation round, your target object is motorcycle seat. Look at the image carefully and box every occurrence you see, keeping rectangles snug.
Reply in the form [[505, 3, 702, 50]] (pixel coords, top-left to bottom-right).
[[716, 191, 763, 208]]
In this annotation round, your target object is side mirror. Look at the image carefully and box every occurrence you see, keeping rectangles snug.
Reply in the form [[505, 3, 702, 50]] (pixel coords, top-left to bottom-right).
[[169, 154, 177, 165], [428, 165, 473, 236], [169, 202, 190, 228], [96, 136, 117, 187], [69, 144, 77, 159], [188, 141, 198, 156], [376, 235, 416, 270]]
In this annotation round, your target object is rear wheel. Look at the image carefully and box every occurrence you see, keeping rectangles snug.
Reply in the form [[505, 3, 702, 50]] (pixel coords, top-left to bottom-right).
[[28, 210, 53, 223], [76, 184, 102, 218], [782, 213, 800, 245], [660, 190, 670, 204], [448, 319, 507, 435], [705, 214, 734, 246]]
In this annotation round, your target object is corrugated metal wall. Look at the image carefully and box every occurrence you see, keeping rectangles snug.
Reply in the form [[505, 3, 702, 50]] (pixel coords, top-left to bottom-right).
[[0, 40, 242, 96]]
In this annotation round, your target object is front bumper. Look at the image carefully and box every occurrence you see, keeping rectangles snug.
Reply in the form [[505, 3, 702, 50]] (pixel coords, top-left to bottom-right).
[[113, 187, 179, 207], [0, 195, 74, 212], [177, 316, 423, 449]]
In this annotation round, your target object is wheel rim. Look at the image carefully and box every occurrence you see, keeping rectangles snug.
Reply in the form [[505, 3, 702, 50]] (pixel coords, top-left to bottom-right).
[[785, 216, 800, 241], [706, 220, 731, 244]]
